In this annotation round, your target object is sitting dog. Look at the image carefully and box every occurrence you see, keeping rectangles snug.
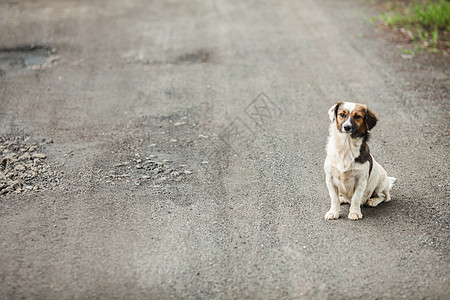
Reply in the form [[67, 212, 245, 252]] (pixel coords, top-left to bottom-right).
[[324, 102, 396, 220]]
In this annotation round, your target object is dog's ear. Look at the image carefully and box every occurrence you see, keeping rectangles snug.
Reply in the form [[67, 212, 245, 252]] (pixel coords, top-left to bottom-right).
[[366, 108, 378, 130], [328, 102, 343, 122]]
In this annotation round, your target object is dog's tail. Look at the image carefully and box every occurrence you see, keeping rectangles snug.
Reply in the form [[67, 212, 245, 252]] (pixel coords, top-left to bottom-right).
[[388, 177, 397, 189]]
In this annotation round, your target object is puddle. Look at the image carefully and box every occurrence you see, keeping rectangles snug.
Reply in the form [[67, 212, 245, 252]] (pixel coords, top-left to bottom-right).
[[0, 45, 58, 74], [24, 54, 51, 67]]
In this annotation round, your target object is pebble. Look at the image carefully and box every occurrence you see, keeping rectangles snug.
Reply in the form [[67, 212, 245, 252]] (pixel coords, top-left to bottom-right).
[[156, 176, 168, 183], [152, 168, 162, 175], [114, 162, 130, 167], [32, 153, 47, 159], [401, 54, 413, 59], [106, 150, 193, 187], [15, 164, 26, 171], [18, 153, 31, 161], [4, 153, 18, 160], [0, 136, 57, 196]]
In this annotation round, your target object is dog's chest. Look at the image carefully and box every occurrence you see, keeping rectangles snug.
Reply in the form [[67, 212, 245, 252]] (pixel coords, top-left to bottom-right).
[[326, 128, 365, 196], [331, 167, 357, 195]]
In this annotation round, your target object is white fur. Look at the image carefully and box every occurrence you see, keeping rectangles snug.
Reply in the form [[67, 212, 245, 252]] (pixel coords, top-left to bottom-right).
[[324, 103, 396, 220], [342, 102, 355, 112], [341, 102, 355, 133]]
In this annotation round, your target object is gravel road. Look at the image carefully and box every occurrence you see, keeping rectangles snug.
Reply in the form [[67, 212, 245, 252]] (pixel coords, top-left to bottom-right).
[[0, 0, 449, 299]]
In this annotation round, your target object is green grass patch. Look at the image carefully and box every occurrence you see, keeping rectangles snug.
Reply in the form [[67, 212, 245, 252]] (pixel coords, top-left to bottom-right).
[[378, 0, 450, 53], [400, 48, 416, 56]]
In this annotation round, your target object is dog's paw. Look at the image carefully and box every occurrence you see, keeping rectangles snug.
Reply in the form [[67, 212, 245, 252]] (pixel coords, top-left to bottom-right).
[[366, 197, 381, 207], [348, 211, 363, 220], [325, 210, 339, 220]]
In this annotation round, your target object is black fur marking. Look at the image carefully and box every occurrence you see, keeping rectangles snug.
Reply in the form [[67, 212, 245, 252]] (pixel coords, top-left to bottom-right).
[[334, 102, 343, 121], [351, 128, 370, 139], [366, 108, 378, 131], [355, 141, 373, 177], [355, 141, 370, 164]]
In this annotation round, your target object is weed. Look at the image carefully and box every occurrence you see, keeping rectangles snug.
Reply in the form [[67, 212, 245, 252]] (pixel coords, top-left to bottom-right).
[[400, 49, 416, 56], [378, 0, 450, 53], [431, 27, 439, 47]]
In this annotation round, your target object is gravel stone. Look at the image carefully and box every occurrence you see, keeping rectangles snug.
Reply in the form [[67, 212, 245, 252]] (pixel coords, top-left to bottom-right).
[[32, 153, 47, 159], [18, 153, 31, 161], [14, 164, 26, 172], [0, 136, 58, 196]]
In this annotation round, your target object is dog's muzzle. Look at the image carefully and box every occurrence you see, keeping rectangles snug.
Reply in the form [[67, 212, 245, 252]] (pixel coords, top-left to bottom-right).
[[341, 119, 356, 133]]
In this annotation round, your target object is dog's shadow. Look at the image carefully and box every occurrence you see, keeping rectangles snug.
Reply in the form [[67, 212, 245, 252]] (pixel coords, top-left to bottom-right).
[[340, 200, 397, 220]]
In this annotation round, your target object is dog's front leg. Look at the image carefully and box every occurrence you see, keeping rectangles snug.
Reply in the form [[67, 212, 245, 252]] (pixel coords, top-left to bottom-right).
[[348, 179, 367, 220], [325, 175, 340, 220]]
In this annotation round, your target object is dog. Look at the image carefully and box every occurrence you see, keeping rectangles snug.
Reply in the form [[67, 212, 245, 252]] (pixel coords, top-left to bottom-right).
[[324, 102, 396, 220]]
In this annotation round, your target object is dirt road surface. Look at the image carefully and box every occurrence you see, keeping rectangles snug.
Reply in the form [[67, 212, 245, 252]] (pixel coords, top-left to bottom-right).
[[0, 0, 449, 299]]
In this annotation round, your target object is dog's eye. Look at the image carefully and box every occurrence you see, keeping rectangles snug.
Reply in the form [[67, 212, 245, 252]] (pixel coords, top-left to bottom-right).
[[339, 113, 346, 118], [354, 115, 361, 120]]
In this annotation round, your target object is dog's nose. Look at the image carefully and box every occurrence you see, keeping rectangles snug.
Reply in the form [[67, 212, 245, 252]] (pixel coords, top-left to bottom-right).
[[344, 125, 352, 132]]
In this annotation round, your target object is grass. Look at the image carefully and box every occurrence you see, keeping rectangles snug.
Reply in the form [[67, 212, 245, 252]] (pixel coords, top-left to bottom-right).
[[378, 0, 450, 54], [400, 48, 416, 56]]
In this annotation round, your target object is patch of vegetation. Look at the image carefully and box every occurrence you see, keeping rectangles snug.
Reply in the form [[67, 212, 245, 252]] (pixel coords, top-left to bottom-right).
[[378, 0, 450, 54]]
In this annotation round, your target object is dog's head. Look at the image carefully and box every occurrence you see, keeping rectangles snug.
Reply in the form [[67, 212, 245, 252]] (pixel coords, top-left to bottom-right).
[[328, 102, 377, 137]]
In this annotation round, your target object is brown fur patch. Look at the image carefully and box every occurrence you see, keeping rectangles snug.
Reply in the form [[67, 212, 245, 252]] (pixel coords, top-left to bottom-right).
[[335, 103, 349, 132], [352, 104, 367, 137], [333, 102, 343, 128]]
